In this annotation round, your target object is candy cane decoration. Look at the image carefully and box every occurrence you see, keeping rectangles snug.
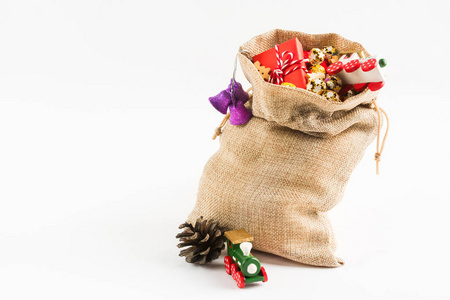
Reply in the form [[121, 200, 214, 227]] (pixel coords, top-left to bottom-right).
[[269, 44, 308, 85]]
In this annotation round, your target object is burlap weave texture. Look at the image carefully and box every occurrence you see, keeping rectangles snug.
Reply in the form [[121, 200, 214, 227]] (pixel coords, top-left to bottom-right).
[[188, 29, 379, 267]]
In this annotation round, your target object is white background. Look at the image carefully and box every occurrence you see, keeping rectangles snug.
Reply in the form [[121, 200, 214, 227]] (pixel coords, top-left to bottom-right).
[[1, 0, 449, 299]]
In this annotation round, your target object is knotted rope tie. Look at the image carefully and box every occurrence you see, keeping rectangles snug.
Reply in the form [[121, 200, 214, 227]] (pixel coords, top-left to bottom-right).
[[212, 115, 229, 140], [374, 152, 381, 162], [269, 44, 308, 85], [372, 101, 389, 175]]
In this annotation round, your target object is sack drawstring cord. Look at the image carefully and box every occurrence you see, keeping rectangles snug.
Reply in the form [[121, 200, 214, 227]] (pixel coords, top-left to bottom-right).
[[372, 100, 389, 175], [212, 113, 231, 140]]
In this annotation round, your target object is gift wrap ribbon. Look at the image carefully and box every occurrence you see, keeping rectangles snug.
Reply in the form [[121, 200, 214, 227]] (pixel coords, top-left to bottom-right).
[[269, 44, 309, 85]]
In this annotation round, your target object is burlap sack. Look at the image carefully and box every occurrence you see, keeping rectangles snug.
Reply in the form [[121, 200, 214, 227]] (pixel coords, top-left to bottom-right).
[[188, 29, 380, 267]]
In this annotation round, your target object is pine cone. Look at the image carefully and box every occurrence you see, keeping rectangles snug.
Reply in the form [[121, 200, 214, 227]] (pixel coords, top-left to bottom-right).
[[176, 216, 226, 264]]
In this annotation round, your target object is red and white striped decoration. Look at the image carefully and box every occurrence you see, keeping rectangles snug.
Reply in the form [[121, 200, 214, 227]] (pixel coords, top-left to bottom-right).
[[269, 44, 308, 85]]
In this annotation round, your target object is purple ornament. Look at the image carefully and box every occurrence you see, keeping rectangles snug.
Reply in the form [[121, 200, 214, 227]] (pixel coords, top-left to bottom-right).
[[209, 79, 252, 125]]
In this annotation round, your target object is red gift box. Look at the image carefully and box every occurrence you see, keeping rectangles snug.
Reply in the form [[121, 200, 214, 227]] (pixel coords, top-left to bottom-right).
[[253, 38, 307, 89]]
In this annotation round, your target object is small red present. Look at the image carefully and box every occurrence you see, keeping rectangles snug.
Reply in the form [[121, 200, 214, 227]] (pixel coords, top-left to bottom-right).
[[253, 38, 307, 89]]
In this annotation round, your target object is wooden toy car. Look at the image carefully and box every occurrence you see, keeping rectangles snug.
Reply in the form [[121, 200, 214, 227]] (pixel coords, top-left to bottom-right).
[[327, 53, 387, 91], [224, 229, 268, 288]]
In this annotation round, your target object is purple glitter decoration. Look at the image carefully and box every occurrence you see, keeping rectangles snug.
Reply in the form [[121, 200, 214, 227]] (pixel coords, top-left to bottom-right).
[[209, 79, 252, 125]]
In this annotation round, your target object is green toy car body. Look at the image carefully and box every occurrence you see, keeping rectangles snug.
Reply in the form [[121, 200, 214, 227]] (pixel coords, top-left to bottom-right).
[[224, 229, 268, 288]]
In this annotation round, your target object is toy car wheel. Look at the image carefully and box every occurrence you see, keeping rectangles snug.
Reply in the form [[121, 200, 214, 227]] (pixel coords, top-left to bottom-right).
[[224, 256, 232, 275], [236, 271, 245, 288], [231, 263, 238, 279], [260, 266, 268, 282], [368, 81, 385, 91], [327, 61, 343, 75], [344, 59, 360, 73], [353, 83, 368, 92]]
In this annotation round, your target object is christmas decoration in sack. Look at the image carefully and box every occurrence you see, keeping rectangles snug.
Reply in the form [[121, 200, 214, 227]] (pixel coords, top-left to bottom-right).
[[188, 29, 387, 267]]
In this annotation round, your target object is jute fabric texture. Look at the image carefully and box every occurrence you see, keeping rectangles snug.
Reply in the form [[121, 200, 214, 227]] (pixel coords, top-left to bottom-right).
[[188, 29, 379, 267]]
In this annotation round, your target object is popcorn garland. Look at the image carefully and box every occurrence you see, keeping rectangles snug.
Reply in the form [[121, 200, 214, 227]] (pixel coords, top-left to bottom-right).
[[309, 48, 325, 65], [322, 46, 339, 64], [325, 75, 342, 93], [307, 78, 326, 94], [322, 90, 340, 102], [306, 48, 341, 101]]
